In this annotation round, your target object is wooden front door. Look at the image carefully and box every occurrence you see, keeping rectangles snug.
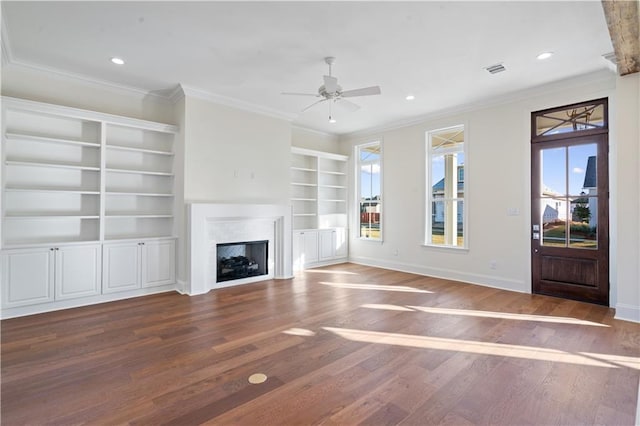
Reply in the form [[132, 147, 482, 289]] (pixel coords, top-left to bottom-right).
[[531, 99, 609, 305]]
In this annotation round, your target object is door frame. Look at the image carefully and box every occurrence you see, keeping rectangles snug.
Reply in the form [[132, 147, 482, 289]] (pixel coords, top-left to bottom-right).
[[530, 98, 609, 305]]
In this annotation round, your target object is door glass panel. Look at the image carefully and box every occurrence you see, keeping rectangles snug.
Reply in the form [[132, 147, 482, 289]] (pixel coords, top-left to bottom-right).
[[569, 144, 597, 196], [569, 196, 597, 249], [542, 147, 566, 196], [535, 103, 605, 136], [541, 197, 567, 247], [456, 200, 464, 247]]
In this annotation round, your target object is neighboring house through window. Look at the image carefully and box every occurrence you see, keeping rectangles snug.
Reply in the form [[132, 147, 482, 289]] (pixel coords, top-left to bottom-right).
[[426, 125, 466, 247], [356, 141, 382, 240]]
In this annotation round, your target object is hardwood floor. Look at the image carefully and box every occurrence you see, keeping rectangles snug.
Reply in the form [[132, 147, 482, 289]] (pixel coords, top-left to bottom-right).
[[2, 263, 639, 425]]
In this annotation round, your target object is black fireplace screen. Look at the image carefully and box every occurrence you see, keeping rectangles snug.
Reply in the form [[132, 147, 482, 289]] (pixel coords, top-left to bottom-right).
[[216, 240, 268, 283]]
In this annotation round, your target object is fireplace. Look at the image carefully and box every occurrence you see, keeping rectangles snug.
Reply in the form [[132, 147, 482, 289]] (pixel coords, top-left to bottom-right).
[[217, 240, 268, 283], [187, 203, 293, 295]]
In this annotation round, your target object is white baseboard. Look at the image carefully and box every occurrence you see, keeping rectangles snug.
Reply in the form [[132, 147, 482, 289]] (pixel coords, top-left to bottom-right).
[[348, 255, 527, 294], [294, 258, 349, 272], [614, 303, 640, 323], [0, 285, 177, 319], [176, 279, 188, 295]]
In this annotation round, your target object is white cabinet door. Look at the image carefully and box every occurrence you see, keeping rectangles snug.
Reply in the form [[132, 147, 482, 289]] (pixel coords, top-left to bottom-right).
[[319, 228, 348, 261], [302, 230, 319, 264], [102, 242, 141, 293], [55, 244, 102, 300], [334, 228, 348, 258], [1, 248, 55, 308], [292, 230, 319, 270], [319, 230, 335, 261], [141, 240, 176, 288]]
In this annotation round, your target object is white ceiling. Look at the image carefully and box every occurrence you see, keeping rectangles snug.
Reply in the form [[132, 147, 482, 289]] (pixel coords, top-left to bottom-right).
[[1, 1, 614, 135]]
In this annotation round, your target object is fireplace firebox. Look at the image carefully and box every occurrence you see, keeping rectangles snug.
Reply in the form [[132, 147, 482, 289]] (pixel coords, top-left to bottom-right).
[[216, 240, 268, 283]]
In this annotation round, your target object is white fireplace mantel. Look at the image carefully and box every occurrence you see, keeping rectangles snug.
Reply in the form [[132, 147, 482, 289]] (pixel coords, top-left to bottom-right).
[[187, 203, 293, 295]]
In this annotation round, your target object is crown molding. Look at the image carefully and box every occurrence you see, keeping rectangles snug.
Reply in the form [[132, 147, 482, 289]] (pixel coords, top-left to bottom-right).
[[340, 68, 616, 140], [179, 84, 296, 122], [4, 58, 174, 101], [291, 124, 337, 139]]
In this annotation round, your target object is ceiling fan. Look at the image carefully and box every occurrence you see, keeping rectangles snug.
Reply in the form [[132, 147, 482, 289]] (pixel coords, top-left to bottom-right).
[[282, 57, 381, 121]]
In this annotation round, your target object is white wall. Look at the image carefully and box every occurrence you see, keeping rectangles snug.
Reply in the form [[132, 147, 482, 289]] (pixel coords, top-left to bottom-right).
[[182, 95, 291, 204], [291, 126, 340, 153], [1, 64, 175, 124], [612, 73, 640, 322], [339, 71, 639, 318]]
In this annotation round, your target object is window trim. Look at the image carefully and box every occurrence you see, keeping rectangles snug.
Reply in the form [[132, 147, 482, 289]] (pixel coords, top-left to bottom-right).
[[355, 140, 383, 242], [425, 124, 468, 249]]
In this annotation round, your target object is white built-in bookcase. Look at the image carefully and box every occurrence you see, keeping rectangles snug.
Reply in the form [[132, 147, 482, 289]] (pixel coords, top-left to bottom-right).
[[1, 97, 178, 247], [290, 147, 348, 230]]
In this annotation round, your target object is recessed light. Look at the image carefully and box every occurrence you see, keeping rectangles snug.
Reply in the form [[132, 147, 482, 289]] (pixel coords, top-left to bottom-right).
[[536, 52, 553, 60], [110, 57, 125, 65], [405, 95, 415, 101]]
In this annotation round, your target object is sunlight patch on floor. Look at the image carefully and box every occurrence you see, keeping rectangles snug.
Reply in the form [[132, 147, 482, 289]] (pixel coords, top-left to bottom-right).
[[282, 328, 316, 336], [320, 282, 433, 293], [407, 306, 610, 327], [361, 303, 416, 312], [323, 327, 639, 369], [303, 269, 358, 275], [359, 303, 609, 327]]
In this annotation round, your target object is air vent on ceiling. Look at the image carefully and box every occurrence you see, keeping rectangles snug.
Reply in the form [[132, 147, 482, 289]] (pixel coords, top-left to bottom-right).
[[485, 63, 506, 74]]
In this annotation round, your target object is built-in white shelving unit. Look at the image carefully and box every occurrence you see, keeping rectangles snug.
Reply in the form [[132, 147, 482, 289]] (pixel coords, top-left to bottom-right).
[[1, 97, 178, 247], [1, 97, 178, 317], [291, 147, 348, 230], [290, 147, 348, 270]]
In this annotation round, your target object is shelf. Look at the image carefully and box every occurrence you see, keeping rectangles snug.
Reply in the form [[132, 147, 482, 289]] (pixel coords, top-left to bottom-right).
[[6, 160, 100, 171], [106, 191, 174, 197], [291, 182, 317, 187], [291, 166, 317, 172], [4, 214, 100, 219], [3, 238, 101, 249], [4, 187, 100, 194], [292, 198, 317, 202], [106, 144, 174, 156], [293, 213, 317, 217], [319, 184, 347, 189], [320, 170, 346, 176], [105, 214, 174, 218], [321, 199, 347, 202], [104, 234, 175, 242], [5, 132, 101, 148], [105, 167, 174, 176]]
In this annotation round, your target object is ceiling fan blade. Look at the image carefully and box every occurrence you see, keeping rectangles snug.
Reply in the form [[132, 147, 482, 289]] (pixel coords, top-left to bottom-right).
[[335, 98, 360, 112], [281, 92, 319, 97], [301, 98, 327, 112], [341, 86, 381, 98], [323, 75, 338, 93]]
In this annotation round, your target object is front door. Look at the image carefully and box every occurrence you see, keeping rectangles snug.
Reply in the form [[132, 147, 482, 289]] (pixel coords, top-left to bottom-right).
[[531, 98, 609, 305]]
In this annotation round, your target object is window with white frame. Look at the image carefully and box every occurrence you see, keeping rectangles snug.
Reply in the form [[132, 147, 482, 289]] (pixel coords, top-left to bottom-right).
[[356, 141, 382, 240], [426, 125, 466, 248]]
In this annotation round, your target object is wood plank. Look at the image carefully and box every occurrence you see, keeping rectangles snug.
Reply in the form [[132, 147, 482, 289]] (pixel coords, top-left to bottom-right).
[[602, 0, 640, 76]]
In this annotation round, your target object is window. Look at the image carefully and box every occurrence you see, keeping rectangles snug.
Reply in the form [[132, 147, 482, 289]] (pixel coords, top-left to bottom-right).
[[356, 141, 382, 240], [426, 125, 466, 248]]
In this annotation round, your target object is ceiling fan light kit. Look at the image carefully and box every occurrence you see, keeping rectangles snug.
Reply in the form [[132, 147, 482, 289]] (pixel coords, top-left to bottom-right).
[[282, 57, 382, 121]]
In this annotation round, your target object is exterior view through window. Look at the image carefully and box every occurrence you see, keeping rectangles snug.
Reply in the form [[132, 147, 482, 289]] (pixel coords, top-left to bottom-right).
[[426, 125, 466, 247], [357, 141, 382, 240]]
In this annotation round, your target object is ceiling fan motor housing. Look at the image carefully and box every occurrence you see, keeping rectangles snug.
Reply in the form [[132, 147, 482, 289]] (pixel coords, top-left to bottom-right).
[[319, 84, 342, 99]]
